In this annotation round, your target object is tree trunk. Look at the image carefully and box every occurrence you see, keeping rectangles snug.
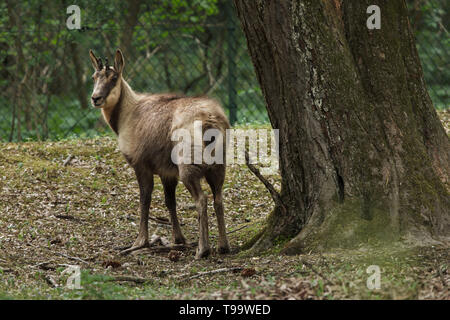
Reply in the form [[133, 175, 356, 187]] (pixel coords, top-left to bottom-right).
[[233, 0, 449, 253], [119, 0, 141, 60], [70, 42, 89, 110], [7, 0, 24, 142]]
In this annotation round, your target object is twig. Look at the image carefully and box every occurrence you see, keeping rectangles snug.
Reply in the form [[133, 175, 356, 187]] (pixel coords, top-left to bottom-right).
[[44, 275, 59, 288], [31, 261, 55, 270], [107, 276, 151, 284], [57, 263, 77, 268], [0, 266, 12, 273], [54, 214, 80, 222], [245, 151, 286, 214], [437, 267, 447, 287], [53, 252, 90, 265], [300, 259, 333, 285], [148, 234, 170, 247], [37, 245, 92, 265], [227, 224, 250, 235], [149, 216, 171, 225], [146, 242, 197, 253], [181, 267, 243, 281], [63, 154, 74, 166], [211, 224, 250, 239]]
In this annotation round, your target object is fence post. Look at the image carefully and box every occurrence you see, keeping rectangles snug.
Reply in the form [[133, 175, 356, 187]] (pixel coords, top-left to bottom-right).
[[226, 2, 237, 125]]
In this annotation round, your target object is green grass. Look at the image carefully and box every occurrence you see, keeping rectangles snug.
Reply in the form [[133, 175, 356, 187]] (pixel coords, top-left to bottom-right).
[[0, 126, 448, 300]]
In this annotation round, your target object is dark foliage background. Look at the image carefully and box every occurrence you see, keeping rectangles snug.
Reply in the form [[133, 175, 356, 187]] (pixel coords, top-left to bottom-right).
[[0, 0, 447, 141]]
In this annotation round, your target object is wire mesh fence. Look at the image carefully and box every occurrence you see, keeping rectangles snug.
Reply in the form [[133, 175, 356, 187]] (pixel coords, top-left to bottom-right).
[[0, 1, 448, 142], [0, 1, 266, 142], [408, 0, 449, 111]]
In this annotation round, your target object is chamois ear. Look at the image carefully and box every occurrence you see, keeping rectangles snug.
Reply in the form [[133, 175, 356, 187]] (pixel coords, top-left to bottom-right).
[[114, 49, 125, 74], [89, 49, 101, 71]]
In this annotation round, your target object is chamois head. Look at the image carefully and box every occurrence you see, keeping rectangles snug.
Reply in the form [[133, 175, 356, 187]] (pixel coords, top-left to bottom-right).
[[89, 49, 125, 108]]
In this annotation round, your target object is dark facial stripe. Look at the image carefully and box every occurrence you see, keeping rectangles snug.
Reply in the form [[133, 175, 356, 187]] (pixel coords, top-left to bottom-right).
[[101, 76, 118, 99], [109, 85, 123, 135]]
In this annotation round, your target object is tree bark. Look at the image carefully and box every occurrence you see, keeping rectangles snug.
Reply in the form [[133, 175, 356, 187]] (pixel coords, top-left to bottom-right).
[[70, 42, 89, 110], [119, 0, 141, 59], [234, 0, 449, 253], [7, 0, 24, 141]]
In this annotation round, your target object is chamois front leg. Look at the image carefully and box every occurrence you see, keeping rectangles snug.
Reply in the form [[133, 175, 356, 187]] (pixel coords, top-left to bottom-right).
[[120, 167, 154, 255]]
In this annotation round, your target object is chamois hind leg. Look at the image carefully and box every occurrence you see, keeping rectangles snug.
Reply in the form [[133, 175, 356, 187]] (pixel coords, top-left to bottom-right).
[[205, 165, 230, 254], [120, 166, 154, 255], [161, 176, 186, 245], [179, 165, 210, 259]]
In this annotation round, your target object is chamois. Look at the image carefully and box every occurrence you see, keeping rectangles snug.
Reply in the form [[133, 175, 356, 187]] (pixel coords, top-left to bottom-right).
[[89, 49, 230, 259]]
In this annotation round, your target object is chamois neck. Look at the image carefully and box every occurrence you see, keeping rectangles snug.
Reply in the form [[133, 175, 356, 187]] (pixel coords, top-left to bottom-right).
[[102, 78, 137, 135], [120, 79, 138, 105]]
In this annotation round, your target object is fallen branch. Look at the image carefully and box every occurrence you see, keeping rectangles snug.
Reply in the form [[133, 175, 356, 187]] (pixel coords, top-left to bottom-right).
[[211, 224, 250, 239], [44, 275, 59, 288], [0, 266, 13, 273], [149, 234, 170, 247], [299, 259, 333, 285], [227, 224, 250, 235], [31, 261, 55, 270], [118, 241, 197, 255], [149, 216, 171, 225], [145, 242, 197, 253], [57, 263, 78, 268], [53, 252, 90, 265], [63, 154, 74, 166], [54, 214, 80, 222], [244, 151, 286, 214], [35, 246, 92, 266], [180, 267, 243, 281], [107, 276, 151, 284]]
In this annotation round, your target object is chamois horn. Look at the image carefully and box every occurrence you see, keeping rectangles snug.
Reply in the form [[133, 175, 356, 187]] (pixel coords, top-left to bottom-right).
[[97, 57, 103, 70]]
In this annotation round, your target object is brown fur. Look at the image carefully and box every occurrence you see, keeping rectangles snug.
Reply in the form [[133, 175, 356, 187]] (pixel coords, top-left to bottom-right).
[[89, 49, 231, 258]]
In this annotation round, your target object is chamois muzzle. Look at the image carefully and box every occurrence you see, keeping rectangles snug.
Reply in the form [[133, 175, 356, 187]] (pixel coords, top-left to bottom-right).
[[91, 95, 104, 107]]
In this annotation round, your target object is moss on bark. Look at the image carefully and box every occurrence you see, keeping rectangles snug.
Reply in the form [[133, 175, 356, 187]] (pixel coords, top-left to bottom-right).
[[234, 0, 450, 254]]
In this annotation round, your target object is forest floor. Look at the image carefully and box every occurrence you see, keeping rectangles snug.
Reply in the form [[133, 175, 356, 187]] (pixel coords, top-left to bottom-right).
[[0, 111, 448, 300]]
